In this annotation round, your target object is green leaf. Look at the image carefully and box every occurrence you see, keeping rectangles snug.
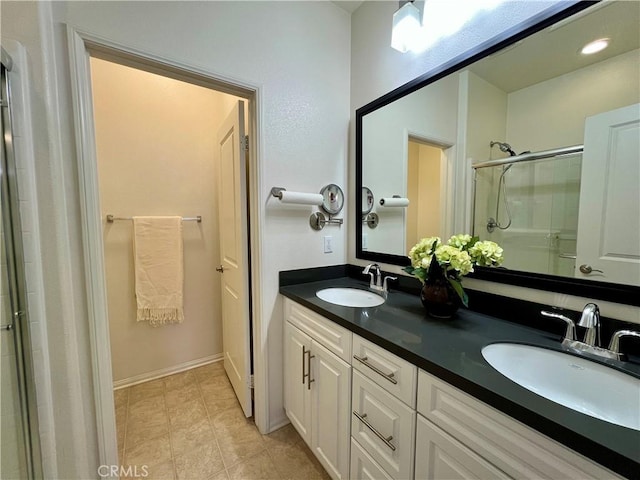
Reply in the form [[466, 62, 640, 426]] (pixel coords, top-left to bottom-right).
[[448, 278, 469, 307], [466, 236, 480, 250]]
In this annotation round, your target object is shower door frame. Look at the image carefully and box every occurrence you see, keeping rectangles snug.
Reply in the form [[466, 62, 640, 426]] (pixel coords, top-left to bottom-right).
[[1, 51, 43, 480], [66, 27, 266, 470]]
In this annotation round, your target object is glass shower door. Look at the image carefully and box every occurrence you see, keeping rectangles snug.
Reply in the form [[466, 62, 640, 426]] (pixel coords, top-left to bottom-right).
[[1, 54, 41, 479], [1, 223, 29, 479]]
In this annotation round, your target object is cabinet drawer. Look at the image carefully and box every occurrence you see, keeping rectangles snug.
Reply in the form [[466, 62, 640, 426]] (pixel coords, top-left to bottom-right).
[[417, 370, 621, 479], [415, 413, 511, 480], [285, 298, 352, 362], [352, 370, 415, 480], [352, 334, 417, 407], [350, 437, 393, 480]]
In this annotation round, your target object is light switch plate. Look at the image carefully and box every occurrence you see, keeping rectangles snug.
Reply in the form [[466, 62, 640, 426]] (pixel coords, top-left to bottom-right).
[[323, 236, 333, 253]]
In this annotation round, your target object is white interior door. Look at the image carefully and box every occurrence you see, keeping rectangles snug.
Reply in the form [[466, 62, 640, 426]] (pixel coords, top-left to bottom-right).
[[576, 103, 640, 285], [217, 100, 252, 417]]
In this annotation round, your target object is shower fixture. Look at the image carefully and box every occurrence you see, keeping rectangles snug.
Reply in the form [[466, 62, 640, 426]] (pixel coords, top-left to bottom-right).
[[486, 158, 513, 233], [490, 140, 517, 157]]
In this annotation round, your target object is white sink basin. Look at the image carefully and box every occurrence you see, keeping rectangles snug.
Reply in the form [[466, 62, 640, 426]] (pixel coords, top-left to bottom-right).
[[482, 343, 640, 431], [316, 288, 385, 308]]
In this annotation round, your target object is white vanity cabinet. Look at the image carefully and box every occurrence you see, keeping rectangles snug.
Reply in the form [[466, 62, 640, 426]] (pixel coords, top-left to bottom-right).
[[283, 299, 352, 480], [282, 296, 624, 480], [415, 369, 622, 480]]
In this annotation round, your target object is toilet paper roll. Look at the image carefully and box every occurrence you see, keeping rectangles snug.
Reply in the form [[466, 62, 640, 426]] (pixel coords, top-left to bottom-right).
[[278, 191, 324, 206], [379, 197, 409, 207]]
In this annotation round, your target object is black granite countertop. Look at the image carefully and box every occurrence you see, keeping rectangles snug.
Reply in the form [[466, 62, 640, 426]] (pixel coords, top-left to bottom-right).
[[279, 274, 640, 479]]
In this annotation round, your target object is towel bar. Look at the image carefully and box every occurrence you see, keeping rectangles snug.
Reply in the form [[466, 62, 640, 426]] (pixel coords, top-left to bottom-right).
[[106, 215, 202, 223]]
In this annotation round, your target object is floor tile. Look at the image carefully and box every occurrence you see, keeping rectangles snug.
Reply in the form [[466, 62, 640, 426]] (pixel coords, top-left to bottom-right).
[[171, 416, 217, 457], [166, 382, 202, 410], [203, 395, 240, 417], [218, 423, 266, 468], [226, 450, 278, 480], [193, 361, 226, 382], [129, 378, 165, 404], [129, 394, 166, 417], [114, 366, 329, 480], [164, 370, 197, 392], [168, 398, 209, 430], [174, 440, 225, 480], [268, 441, 330, 480], [261, 424, 303, 451], [126, 408, 169, 446], [124, 433, 172, 467]]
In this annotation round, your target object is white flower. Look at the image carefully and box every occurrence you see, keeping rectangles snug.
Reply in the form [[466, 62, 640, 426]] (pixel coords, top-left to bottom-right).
[[469, 240, 504, 267]]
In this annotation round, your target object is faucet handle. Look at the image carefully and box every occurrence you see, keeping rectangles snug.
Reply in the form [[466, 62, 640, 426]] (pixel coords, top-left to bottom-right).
[[608, 330, 640, 361], [541, 310, 576, 342], [382, 276, 397, 293]]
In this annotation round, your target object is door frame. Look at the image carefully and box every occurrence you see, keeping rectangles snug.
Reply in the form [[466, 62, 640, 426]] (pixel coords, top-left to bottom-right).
[[66, 26, 267, 467]]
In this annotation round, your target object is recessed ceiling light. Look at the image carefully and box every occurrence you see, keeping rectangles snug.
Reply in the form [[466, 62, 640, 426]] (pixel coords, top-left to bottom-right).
[[581, 38, 610, 55]]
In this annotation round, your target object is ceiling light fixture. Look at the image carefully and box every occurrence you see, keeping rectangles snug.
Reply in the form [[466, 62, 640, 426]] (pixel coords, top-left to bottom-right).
[[391, 1, 421, 53], [581, 38, 610, 55]]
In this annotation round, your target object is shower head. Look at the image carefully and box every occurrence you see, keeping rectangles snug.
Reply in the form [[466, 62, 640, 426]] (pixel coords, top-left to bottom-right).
[[490, 141, 517, 157]]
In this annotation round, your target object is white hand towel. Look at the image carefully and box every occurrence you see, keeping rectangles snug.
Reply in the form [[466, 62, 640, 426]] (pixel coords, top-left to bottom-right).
[[133, 216, 184, 326]]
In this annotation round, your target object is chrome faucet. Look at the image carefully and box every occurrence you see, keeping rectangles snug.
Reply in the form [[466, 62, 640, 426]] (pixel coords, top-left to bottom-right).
[[542, 303, 634, 361], [363, 263, 382, 291], [363, 264, 397, 294], [577, 303, 600, 346]]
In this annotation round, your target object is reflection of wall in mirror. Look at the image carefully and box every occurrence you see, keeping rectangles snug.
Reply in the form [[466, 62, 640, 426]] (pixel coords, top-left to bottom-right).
[[362, 75, 458, 256], [472, 49, 639, 277]]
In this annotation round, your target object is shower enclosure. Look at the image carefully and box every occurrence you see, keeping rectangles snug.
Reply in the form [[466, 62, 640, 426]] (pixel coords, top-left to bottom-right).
[[472, 145, 583, 277], [1, 50, 42, 479]]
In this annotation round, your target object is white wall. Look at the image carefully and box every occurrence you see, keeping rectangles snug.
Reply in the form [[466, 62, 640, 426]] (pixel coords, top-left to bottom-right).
[[350, 0, 640, 325], [91, 58, 237, 384], [506, 49, 640, 151], [2, 1, 350, 477]]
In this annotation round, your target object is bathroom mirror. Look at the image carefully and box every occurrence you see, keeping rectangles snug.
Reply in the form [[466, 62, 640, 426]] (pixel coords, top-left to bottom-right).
[[356, 1, 640, 305]]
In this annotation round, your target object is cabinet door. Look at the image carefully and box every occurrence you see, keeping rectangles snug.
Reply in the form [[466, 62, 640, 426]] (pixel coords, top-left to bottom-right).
[[284, 321, 312, 445], [311, 340, 351, 480], [415, 414, 511, 480]]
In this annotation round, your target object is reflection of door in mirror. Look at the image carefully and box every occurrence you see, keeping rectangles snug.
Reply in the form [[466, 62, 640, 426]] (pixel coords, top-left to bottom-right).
[[406, 138, 445, 253], [576, 103, 640, 286]]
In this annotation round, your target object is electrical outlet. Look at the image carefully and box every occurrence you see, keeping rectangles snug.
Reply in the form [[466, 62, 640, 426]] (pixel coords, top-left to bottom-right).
[[323, 236, 333, 253]]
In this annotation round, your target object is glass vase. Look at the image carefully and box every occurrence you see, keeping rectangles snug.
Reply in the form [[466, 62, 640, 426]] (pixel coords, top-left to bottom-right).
[[420, 277, 459, 319]]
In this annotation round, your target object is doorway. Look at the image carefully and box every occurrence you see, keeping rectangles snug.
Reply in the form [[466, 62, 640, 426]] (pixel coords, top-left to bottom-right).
[[406, 136, 448, 250], [67, 29, 263, 469], [90, 52, 255, 440]]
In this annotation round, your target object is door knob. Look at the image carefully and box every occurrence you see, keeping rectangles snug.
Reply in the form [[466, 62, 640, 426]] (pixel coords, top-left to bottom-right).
[[216, 265, 225, 273], [579, 264, 603, 274]]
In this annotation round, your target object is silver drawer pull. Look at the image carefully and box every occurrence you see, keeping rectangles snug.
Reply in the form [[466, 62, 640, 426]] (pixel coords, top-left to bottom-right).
[[353, 411, 396, 452], [353, 354, 398, 385]]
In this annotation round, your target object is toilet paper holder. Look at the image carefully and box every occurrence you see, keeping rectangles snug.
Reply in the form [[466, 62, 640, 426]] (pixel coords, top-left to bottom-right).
[[271, 185, 344, 231]]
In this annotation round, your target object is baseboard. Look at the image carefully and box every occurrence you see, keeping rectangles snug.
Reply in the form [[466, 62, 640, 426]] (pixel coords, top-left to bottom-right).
[[113, 353, 223, 390]]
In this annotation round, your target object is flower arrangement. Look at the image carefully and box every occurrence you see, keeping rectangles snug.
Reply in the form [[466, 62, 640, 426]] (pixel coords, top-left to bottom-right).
[[403, 234, 503, 307]]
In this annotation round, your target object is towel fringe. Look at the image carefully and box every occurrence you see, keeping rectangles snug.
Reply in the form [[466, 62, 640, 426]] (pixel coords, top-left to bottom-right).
[[137, 307, 184, 327]]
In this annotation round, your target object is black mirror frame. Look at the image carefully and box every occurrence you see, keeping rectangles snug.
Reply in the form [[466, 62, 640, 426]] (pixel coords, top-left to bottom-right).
[[355, 0, 640, 307]]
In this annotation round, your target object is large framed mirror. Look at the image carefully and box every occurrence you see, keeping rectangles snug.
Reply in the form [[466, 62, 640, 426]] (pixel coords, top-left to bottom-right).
[[356, 0, 640, 305]]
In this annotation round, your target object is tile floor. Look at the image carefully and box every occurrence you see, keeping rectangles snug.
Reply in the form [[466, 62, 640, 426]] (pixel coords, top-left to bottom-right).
[[114, 362, 330, 480]]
